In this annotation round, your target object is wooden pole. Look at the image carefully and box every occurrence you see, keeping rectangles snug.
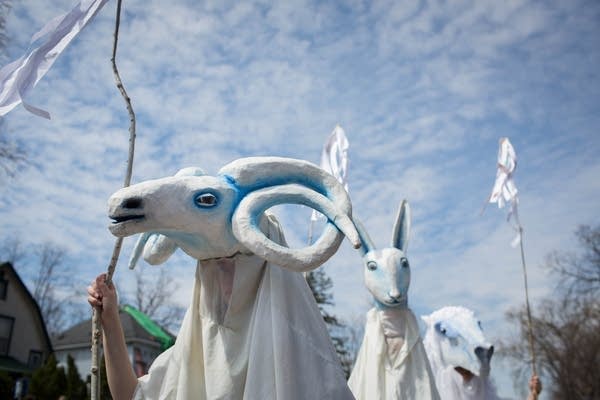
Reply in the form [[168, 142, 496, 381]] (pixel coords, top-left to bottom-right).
[[90, 1, 136, 398], [516, 222, 537, 376]]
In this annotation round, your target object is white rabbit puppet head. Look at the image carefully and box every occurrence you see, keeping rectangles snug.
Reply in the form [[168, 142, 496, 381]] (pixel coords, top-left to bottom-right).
[[356, 199, 411, 309]]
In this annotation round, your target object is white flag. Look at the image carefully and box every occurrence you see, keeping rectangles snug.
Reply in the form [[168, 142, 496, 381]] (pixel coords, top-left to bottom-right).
[[488, 137, 521, 246], [311, 125, 349, 221], [0, 0, 109, 119]]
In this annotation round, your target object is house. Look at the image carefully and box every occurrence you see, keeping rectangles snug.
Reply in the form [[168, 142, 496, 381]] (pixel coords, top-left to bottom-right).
[[53, 304, 175, 379], [0, 262, 53, 388]]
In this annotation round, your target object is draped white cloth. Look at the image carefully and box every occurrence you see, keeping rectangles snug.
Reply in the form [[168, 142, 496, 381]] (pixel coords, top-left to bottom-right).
[[428, 366, 502, 400], [348, 307, 440, 400], [0, 0, 108, 119], [133, 215, 354, 400]]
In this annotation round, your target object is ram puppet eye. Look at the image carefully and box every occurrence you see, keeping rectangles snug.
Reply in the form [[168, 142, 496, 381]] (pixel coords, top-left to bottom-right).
[[400, 257, 409, 268], [366, 261, 378, 271], [194, 192, 218, 208], [435, 323, 447, 335], [436, 323, 461, 341]]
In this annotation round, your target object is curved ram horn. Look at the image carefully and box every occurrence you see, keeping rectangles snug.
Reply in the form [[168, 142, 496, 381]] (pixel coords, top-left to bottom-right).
[[233, 184, 359, 271], [220, 157, 359, 271], [353, 218, 376, 256], [219, 157, 350, 212]]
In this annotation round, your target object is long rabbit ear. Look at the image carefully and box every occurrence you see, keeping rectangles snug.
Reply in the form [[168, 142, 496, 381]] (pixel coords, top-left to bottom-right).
[[223, 157, 360, 272], [392, 199, 411, 253], [353, 218, 376, 256]]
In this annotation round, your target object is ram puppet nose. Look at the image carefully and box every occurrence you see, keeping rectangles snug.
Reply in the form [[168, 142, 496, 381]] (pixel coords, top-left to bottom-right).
[[474, 345, 494, 377]]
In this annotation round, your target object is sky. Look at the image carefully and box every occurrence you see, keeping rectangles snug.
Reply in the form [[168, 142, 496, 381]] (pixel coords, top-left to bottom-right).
[[1, 0, 599, 398]]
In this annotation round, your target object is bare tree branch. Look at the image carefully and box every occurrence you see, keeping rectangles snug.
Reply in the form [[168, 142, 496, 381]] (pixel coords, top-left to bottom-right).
[[130, 268, 184, 333], [502, 224, 600, 399], [0, 236, 26, 265]]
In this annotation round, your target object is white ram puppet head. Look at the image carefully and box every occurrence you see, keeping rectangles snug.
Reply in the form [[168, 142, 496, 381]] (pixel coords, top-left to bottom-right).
[[126, 167, 206, 269], [356, 199, 411, 308], [108, 157, 361, 272], [422, 306, 494, 381]]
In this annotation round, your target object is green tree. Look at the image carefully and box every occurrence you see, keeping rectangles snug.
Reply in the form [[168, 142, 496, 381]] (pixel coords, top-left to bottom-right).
[[66, 355, 88, 400], [29, 353, 67, 399], [306, 267, 355, 377], [503, 224, 600, 400], [99, 355, 111, 400], [0, 370, 14, 399]]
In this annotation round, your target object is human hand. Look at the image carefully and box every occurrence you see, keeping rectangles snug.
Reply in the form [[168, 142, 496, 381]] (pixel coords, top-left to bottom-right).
[[528, 374, 542, 399], [87, 273, 119, 320]]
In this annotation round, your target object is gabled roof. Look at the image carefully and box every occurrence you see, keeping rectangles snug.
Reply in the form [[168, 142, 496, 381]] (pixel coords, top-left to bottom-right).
[[121, 304, 175, 350], [0, 262, 53, 354], [53, 305, 175, 351]]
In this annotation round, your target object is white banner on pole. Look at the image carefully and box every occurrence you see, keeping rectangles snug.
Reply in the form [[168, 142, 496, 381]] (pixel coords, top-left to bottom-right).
[[487, 137, 521, 246], [0, 0, 109, 119], [311, 125, 350, 221]]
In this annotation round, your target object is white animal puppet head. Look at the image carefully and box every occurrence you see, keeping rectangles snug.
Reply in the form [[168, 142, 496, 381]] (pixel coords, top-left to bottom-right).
[[422, 306, 494, 381], [108, 157, 361, 271], [356, 199, 411, 308]]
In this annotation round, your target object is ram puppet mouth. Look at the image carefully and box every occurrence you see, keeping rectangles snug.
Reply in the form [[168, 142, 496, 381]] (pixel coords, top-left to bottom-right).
[[111, 214, 145, 224], [454, 366, 475, 382], [108, 214, 145, 235]]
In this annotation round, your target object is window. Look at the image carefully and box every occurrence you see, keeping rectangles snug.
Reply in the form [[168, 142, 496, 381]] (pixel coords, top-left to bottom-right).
[[0, 315, 14, 355], [0, 272, 7, 300], [28, 350, 43, 369], [133, 347, 148, 377]]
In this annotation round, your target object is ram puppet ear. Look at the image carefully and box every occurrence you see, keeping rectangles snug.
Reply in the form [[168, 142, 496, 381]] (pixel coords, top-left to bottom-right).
[[127, 166, 206, 269], [223, 157, 361, 272], [353, 218, 376, 256], [128, 233, 178, 269], [391, 199, 411, 253], [421, 314, 433, 328]]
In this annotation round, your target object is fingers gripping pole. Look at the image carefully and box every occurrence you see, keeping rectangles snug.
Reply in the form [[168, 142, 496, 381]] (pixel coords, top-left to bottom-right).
[[91, 1, 137, 399]]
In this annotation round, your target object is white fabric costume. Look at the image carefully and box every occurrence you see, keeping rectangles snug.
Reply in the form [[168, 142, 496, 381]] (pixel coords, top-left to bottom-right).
[[133, 216, 354, 400], [348, 307, 439, 400], [429, 367, 501, 400]]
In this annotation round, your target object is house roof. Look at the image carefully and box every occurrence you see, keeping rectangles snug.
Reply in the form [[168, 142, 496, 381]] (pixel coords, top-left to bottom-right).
[[0, 355, 32, 374], [121, 304, 175, 350], [53, 305, 175, 351], [0, 262, 53, 355]]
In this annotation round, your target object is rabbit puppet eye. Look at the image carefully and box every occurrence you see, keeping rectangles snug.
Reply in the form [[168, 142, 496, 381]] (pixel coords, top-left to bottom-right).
[[401, 257, 409, 268], [194, 192, 218, 208], [367, 261, 378, 271]]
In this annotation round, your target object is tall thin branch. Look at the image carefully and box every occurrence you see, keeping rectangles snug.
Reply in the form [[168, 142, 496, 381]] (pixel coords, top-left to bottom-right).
[[91, 1, 136, 399]]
